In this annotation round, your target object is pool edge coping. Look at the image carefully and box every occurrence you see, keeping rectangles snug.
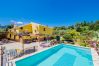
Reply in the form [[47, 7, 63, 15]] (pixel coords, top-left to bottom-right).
[[91, 48, 99, 66]]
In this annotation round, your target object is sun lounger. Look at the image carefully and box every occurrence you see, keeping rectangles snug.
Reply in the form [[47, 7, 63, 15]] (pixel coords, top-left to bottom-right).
[[40, 42, 52, 47], [40, 40, 58, 47]]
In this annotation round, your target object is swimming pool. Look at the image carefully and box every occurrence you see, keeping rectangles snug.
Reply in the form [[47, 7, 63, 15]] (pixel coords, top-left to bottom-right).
[[15, 44, 94, 66]]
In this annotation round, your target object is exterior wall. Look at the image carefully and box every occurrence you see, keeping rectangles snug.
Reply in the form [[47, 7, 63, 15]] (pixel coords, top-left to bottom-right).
[[18, 23, 33, 33], [7, 29, 19, 41], [32, 23, 39, 35], [31, 23, 53, 35], [7, 30, 14, 39], [38, 25, 53, 35], [15, 35, 20, 41]]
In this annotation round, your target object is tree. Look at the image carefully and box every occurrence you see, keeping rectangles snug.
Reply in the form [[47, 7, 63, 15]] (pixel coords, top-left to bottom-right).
[[68, 25, 74, 29], [65, 29, 80, 41], [94, 20, 99, 31], [5, 24, 14, 31], [63, 34, 72, 40]]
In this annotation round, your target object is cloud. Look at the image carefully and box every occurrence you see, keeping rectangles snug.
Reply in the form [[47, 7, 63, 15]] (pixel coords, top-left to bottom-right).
[[17, 21, 23, 24], [10, 20, 23, 25]]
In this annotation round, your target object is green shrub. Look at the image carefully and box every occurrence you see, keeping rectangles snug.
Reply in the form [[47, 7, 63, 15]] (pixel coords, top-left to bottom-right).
[[96, 44, 99, 48], [63, 34, 72, 40], [80, 43, 89, 47]]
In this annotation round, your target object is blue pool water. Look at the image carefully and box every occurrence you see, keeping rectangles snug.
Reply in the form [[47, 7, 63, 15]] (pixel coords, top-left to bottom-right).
[[15, 44, 94, 66]]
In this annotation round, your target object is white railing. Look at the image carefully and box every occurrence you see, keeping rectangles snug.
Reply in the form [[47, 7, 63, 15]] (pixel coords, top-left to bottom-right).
[[6, 61, 15, 66]]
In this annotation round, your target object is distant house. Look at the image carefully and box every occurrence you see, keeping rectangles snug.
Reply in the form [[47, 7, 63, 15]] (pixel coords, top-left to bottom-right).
[[7, 22, 53, 41]]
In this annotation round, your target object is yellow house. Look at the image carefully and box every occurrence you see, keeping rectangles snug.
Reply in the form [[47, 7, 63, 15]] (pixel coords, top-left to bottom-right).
[[7, 22, 53, 41]]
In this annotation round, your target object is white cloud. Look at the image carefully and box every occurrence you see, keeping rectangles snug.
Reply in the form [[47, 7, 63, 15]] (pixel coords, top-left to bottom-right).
[[17, 21, 23, 24], [10, 20, 23, 25]]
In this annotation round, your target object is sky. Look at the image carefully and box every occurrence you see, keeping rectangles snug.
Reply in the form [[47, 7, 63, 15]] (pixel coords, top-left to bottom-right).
[[0, 0, 99, 27]]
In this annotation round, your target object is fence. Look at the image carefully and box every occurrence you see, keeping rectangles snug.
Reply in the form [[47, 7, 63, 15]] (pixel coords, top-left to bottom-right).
[[0, 46, 37, 66]]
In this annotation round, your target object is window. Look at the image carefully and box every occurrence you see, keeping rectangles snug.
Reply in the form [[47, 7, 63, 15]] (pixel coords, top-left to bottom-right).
[[44, 28, 46, 31], [35, 30, 36, 32], [20, 27, 23, 30], [10, 34, 11, 38]]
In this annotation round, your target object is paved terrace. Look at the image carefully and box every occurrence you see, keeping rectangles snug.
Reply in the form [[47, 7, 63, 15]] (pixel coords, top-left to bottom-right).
[[0, 41, 99, 66], [91, 48, 99, 66], [0, 41, 47, 66]]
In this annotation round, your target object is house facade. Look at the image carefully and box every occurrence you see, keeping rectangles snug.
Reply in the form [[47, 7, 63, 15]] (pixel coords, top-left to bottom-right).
[[7, 22, 53, 41]]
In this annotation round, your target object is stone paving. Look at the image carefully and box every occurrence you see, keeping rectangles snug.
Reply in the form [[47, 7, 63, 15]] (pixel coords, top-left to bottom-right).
[[0, 41, 99, 66], [91, 48, 99, 66], [0, 41, 45, 66]]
